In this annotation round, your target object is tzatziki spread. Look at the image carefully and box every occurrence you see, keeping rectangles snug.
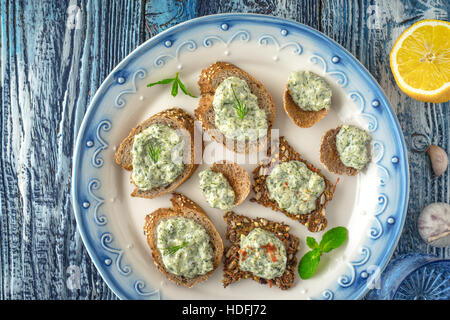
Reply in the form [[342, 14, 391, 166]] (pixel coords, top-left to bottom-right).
[[287, 71, 332, 112], [213, 77, 268, 141], [157, 217, 214, 278], [266, 160, 326, 215], [239, 228, 287, 279], [199, 169, 235, 211], [131, 123, 184, 190], [335, 125, 371, 170]]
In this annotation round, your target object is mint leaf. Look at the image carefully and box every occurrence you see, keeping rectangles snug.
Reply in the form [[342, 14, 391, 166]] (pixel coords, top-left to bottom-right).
[[298, 226, 348, 279], [298, 248, 321, 279], [306, 236, 319, 249], [319, 226, 348, 253]]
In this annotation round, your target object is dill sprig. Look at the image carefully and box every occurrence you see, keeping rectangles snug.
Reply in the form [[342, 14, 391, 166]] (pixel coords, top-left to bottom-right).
[[231, 86, 249, 120], [147, 72, 197, 98], [164, 241, 188, 255], [148, 145, 161, 164]]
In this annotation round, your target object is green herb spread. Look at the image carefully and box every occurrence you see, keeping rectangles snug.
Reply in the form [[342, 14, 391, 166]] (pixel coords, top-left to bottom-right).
[[157, 217, 214, 278], [213, 77, 268, 141], [199, 169, 235, 211], [131, 123, 184, 190], [287, 71, 332, 111], [239, 228, 287, 279], [266, 160, 326, 215], [335, 125, 371, 170]]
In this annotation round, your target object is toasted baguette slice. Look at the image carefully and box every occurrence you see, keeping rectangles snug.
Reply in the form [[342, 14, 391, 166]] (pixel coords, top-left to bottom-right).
[[210, 160, 250, 207], [114, 108, 201, 199], [250, 136, 337, 232], [283, 87, 329, 128], [222, 211, 299, 290], [319, 126, 359, 176], [195, 62, 276, 154], [143, 193, 224, 288]]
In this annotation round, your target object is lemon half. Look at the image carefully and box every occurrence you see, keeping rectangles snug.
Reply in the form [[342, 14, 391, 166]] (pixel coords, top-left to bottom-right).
[[390, 19, 450, 103]]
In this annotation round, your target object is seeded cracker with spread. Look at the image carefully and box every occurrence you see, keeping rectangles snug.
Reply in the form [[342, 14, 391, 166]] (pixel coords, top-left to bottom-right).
[[222, 211, 300, 290], [250, 136, 338, 232]]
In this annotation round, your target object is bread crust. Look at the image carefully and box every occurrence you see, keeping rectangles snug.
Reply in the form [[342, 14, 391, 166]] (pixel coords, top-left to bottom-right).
[[114, 108, 202, 199], [283, 88, 329, 128], [210, 160, 250, 207], [319, 126, 358, 176], [250, 136, 337, 232], [195, 62, 275, 154], [143, 193, 224, 288], [222, 211, 299, 290]]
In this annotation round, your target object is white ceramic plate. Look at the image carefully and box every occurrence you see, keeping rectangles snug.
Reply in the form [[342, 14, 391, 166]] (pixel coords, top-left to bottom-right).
[[72, 14, 409, 300]]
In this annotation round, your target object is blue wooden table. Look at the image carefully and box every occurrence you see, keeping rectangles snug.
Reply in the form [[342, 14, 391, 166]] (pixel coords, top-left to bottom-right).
[[1, 0, 448, 300]]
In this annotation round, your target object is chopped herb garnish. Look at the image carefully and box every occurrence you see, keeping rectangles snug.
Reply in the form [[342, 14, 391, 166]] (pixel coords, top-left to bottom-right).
[[147, 72, 197, 98], [164, 241, 188, 255], [231, 86, 249, 120], [148, 145, 161, 164], [298, 226, 348, 279]]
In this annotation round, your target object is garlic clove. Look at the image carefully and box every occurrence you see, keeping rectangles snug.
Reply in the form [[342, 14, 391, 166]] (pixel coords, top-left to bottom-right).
[[426, 145, 448, 177], [417, 202, 450, 247]]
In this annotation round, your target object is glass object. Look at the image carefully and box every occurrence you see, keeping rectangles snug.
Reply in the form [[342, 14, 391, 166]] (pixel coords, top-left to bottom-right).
[[367, 253, 450, 300]]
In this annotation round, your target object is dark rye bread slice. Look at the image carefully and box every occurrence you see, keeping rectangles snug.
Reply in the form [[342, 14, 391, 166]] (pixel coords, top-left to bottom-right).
[[283, 86, 329, 128], [114, 108, 201, 198], [195, 62, 276, 154], [143, 193, 224, 288], [222, 211, 299, 290], [210, 160, 250, 207], [250, 136, 337, 232], [320, 126, 358, 176]]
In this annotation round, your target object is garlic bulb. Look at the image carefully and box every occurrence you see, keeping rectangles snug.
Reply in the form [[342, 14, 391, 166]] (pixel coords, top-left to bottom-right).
[[417, 203, 450, 247], [427, 145, 448, 177]]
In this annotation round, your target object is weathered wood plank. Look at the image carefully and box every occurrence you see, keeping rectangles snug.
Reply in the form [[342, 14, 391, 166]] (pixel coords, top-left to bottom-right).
[[320, 0, 449, 259], [1, 0, 448, 300], [0, 0, 144, 299], [144, 0, 322, 40]]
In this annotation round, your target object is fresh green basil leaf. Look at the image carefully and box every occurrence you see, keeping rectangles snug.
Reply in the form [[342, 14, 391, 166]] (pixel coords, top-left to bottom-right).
[[319, 226, 348, 253], [298, 248, 321, 279], [306, 236, 319, 249]]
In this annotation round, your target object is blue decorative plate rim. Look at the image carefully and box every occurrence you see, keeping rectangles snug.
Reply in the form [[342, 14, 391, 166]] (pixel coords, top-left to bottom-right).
[[71, 13, 410, 300]]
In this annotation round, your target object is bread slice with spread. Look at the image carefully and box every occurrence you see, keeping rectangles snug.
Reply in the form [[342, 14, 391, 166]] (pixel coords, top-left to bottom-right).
[[320, 125, 372, 176], [114, 108, 200, 199], [143, 193, 224, 288], [222, 211, 300, 290], [195, 62, 276, 154], [198, 160, 251, 211], [283, 71, 332, 128], [250, 136, 337, 232]]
